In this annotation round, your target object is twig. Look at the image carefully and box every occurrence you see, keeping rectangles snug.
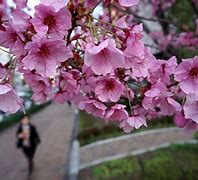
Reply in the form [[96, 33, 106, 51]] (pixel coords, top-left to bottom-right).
[[92, 16, 124, 30], [188, 0, 198, 16], [111, 4, 180, 28], [0, 47, 10, 54], [125, 85, 133, 115], [145, 43, 161, 50], [88, 0, 102, 15]]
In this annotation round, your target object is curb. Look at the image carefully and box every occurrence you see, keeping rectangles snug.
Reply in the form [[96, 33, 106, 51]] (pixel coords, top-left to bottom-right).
[[80, 139, 197, 170], [81, 127, 178, 150]]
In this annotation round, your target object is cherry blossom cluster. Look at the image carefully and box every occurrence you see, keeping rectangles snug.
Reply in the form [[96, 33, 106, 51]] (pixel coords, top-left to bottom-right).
[[136, 0, 198, 56], [0, 0, 198, 132], [150, 19, 198, 51], [151, 0, 176, 14], [173, 19, 198, 51]]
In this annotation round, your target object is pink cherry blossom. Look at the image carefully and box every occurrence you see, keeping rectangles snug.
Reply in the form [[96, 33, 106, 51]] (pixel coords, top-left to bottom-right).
[[31, 4, 71, 36], [80, 75, 97, 95], [174, 112, 188, 128], [167, 97, 182, 112], [143, 82, 179, 116], [151, 0, 176, 13], [148, 56, 177, 84], [0, 3, 8, 31], [149, 31, 173, 51], [123, 87, 134, 101], [126, 115, 147, 129], [22, 36, 72, 77], [0, 0, 7, 6], [183, 94, 198, 124], [79, 99, 106, 118], [95, 76, 124, 102], [118, 0, 139, 7], [193, 0, 198, 6], [0, 84, 22, 113], [119, 120, 134, 133], [173, 32, 198, 50], [174, 56, 198, 95], [185, 120, 198, 131], [84, 38, 125, 75], [124, 24, 144, 59], [13, 0, 27, 8], [23, 70, 52, 103], [0, 26, 25, 56], [40, 0, 69, 12], [54, 71, 80, 104], [11, 10, 36, 43], [0, 0, 198, 133], [119, 107, 147, 133], [105, 104, 128, 121], [115, 15, 129, 29], [125, 48, 156, 78], [196, 19, 198, 34], [85, 0, 98, 9]]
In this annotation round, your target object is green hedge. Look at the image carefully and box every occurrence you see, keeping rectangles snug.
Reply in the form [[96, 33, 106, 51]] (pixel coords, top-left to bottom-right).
[[0, 101, 51, 132], [79, 143, 198, 180], [194, 131, 198, 140]]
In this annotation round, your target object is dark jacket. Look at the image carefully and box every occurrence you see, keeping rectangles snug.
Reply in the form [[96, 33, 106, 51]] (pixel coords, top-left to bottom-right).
[[16, 124, 41, 148]]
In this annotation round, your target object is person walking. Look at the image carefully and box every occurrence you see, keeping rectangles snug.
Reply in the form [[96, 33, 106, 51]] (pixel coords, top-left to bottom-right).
[[16, 115, 41, 176]]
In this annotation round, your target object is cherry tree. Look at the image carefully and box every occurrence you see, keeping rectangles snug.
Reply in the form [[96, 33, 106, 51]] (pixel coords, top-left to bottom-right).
[[131, 0, 198, 58], [0, 0, 198, 133]]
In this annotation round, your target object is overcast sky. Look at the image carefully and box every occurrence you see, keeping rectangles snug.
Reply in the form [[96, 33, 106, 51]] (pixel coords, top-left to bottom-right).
[[7, 0, 40, 8]]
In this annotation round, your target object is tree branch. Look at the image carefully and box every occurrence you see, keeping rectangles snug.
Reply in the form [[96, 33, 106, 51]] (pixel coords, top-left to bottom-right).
[[188, 0, 198, 16]]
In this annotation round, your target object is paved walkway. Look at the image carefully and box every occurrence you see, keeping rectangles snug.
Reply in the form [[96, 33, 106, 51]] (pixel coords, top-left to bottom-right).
[[80, 128, 194, 169], [0, 103, 75, 180]]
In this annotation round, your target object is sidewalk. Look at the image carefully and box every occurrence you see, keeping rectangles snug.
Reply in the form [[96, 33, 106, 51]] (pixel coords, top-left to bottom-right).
[[80, 127, 194, 169], [0, 103, 75, 180]]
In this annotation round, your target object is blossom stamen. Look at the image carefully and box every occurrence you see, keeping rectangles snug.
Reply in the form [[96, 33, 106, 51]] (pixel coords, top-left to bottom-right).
[[106, 81, 115, 90], [98, 49, 110, 60], [43, 15, 56, 29], [189, 67, 198, 78], [39, 46, 50, 57]]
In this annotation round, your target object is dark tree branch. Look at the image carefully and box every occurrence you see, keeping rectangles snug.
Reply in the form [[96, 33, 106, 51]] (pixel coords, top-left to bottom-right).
[[188, 0, 198, 16]]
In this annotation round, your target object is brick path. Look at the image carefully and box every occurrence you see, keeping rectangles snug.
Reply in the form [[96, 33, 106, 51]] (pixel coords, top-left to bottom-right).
[[0, 103, 75, 180], [80, 128, 194, 169]]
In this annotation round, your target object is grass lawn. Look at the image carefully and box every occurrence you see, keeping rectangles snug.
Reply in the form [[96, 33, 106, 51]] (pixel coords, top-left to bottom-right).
[[79, 143, 198, 180], [78, 110, 174, 146]]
